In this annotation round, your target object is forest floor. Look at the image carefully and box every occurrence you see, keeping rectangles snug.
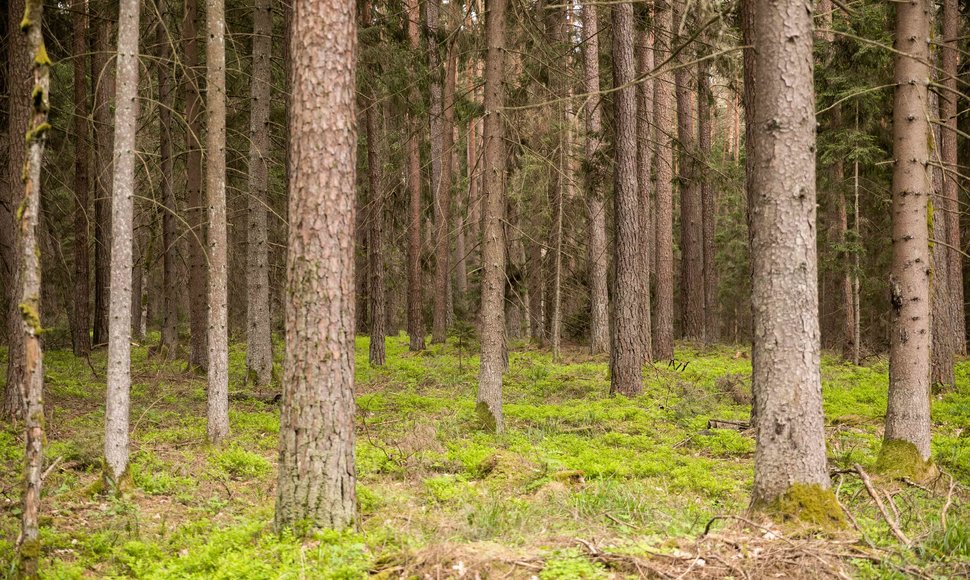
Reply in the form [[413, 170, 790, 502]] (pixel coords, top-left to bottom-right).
[[0, 335, 969, 578]]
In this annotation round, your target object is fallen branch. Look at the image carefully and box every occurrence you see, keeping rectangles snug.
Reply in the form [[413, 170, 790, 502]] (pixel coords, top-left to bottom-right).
[[854, 464, 910, 546], [941, 472, 955, 530], [41, 456, 63, 482]]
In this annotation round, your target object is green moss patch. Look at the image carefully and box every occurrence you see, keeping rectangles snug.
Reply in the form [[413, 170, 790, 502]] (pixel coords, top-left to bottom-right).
[[876, 439, 932, 480], [764, 483, 846, 530]]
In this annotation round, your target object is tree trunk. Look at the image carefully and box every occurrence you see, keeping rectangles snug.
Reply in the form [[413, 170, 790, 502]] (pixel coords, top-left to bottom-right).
[[609, 3, 644, 397], [183, 0, 208, 371], [478, 0, 507, 433], [547, 4, 567, 362], [652, 0, 675, 361], [91, 0, 114, 349], [942, 0, 964, 355], [405, 0, 425, 351], [15, 0, 48, 572], [699, 57, 718, 344], [364, 2, 386, 367], [883, 0, 933, 462], [428, 0, 451, 344], [0, 0, 8, 357], [931, 89, 955, 390], [581, 2, 609, 356], [104, 0, 141, 488], [72, 0, 91, 357], [636, 22, 654, 360], [157, 0, 179, 359], [245, 0, 273, 385], [742, 0, 831, 506], [274, 0, 357, 531]]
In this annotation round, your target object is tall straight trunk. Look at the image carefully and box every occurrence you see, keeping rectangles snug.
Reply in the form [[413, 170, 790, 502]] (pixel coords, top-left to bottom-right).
[[157, 0, 179, 358], [0, 0, 8, 356], [883, 0, 933, 463], [3, 0, 28, 419], [104, 0, 141, 487], [652, 0, 675, 360], [91, 0, 114, 348], [547, 4, 567, 362], [72, 0, 91, 357], [675, 1, 703, 341], [478, 0, 507, 433], [942, 0, 964, 354], [274, 0, 357, 532], [206, 0, 230, 444], [742, 0, 831, 506], [636, 23, 654, 360], [130, 223, 144, 340], [246, 0, 273, 384], [582, 2, 609, 355], [699, 57, 718, 344], [465, 63, 481, 274], [183, 0, 207, 371], [931, 89, 955, 390], [609, 3, 644, 397], [405, 0, 424, 351], [428, 0, 451, 344], [15, 0, 48, 572], [364, 2, 386, 367]]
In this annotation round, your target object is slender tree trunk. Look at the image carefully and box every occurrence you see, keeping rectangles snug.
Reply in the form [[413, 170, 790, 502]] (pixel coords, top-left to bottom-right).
[[742, 0, 831, 507], [609, 3, 644, 397], [405, 0, 424, 351], [15, 0, 48, 572], [91, 0, 114, 348], [652, 0, 675, 360], [183, 0, 208, 371], [931, 89, 955, 390], [942, 0, 964, 354], [274, 0, 357, 531], [130, 223, 144, 341], [364, 2, 386, 367], [547, 4, 567, 362], [157, 0, 179, 359], [0, 0, 8, 358], [72, 0, 91, 357], [699, 57, 718, 344], [428, 0, 450, 344], [246, 0, 273, 385], [883, 0, 933, 463], [206, 0, 229, 443], [637, 22, 654, 360], [582, 2, 609, 355], [104, 0, 140, 488], [478, 0, 507, 433]]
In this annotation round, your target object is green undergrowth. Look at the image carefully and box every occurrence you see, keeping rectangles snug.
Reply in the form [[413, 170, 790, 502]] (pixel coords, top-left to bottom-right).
[[0, 334, 967, 577]]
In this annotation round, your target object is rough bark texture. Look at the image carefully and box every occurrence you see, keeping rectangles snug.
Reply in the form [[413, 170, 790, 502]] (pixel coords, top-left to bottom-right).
[[652, 0, 675, 361], [547, 4, 567, 362], [183, 0, 208, 371], [72, 0, 91, 357], [609, 3, 644, 397], [636, 24, 654, 361], [931, 90, 955, 390], [364, 4, 386, 366], [428, 0, 450, 344], [157, 0, 179, 359], [699, 57, 719, 344], [941, 0, 964, 354], [274, 0, 357, 531], [582, 2, 609, 355], [0, 0, 8, 354], [405, 0, 424, 352], [884, 0, 932, 461], [478, 0, 507, 433], [104, 0, 141, 487], [742, 0, 830, 505], [246, 0, 273, 385], [91, 0, 114, 348], [206, 0, 229, 444], [16, 0, 48, 573]]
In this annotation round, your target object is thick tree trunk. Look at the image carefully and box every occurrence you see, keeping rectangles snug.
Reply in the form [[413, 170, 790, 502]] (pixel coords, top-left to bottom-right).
[[609, 3, 644, 397], [637, 23, 654, 360], [942, 0, 964, 354], [699, 58, 719, 344], [183, 0, 208, 371], [157, 0, 179, 359], [478, 0, 507, 433], [246, 0, 273, 385], [91, 0, 114, 348], [16, 0, 48, 572], [884, 0, 932, 462], [742, 0, 830, 506], [652, 0, 675, 360], [274, 0, 357, 531], [72, 0, 91, 357], [206, 0, 229, 444], [405, 0, 424, 352], [104, 0, 141, 488], [428, 0, 451, 344]]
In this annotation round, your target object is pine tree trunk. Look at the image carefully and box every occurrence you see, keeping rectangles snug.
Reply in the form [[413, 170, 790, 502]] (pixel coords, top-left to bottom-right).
[[405, 0, 425, 352], [478, 0, 507, 433], [15, 0, 48, 572], [742, 0, 830, 506], [157, 0, 179, 359], [0, 0, 8, 359], [364, 2, 386, 367], [206, 0, 229, 444], [884, 0, 933, 461], [652, 0, 675, 361], [931, 89, 955, 390], [547, 4, 567, 362], [942, 0, 964, 354], [636, 23, 654, 360], [104, 0, 141, 487], [699, 57, 719, 344], [72, 0, 91, 357], [182, 0, 208, 371], [91, 0, 114, 348], [246, 0, 273, 385], [609, 3, 644, 397], [274, 0, 357, 531], [428, 0, 450, 344]]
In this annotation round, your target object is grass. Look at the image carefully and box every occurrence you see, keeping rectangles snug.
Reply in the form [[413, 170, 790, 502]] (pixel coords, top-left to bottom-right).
[[0, 334, 968, 578]]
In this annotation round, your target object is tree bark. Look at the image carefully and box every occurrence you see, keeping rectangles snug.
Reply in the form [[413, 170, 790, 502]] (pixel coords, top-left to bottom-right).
[[884, 0, 932, 461], [364, 1, 386, 367], [636, 22, 654, 360], [15, 0, 49, 572], [609, 3, 644, 397], [931, 89, 955, 390], [742, 0, 830, 505], [104, 0, 141, 488], [91, 0, 114, 349], [652, 0, 675, 361], [699, 57, 718, 344], [428, 0, 451, 344], [547, 4, 567, 362], [405, 0, 424, 352], [478, 0, 507, 433], [72, 0, 91, 357], [0, 0, 8, 357], [941, 0, 964, 354], [157, 0, 179, 359], [246, 0, 273, 385], [274, 0, 357, 531]]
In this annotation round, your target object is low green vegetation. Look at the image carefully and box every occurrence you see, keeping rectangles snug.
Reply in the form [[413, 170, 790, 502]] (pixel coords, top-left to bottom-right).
[[0, 335, 968, 577]]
